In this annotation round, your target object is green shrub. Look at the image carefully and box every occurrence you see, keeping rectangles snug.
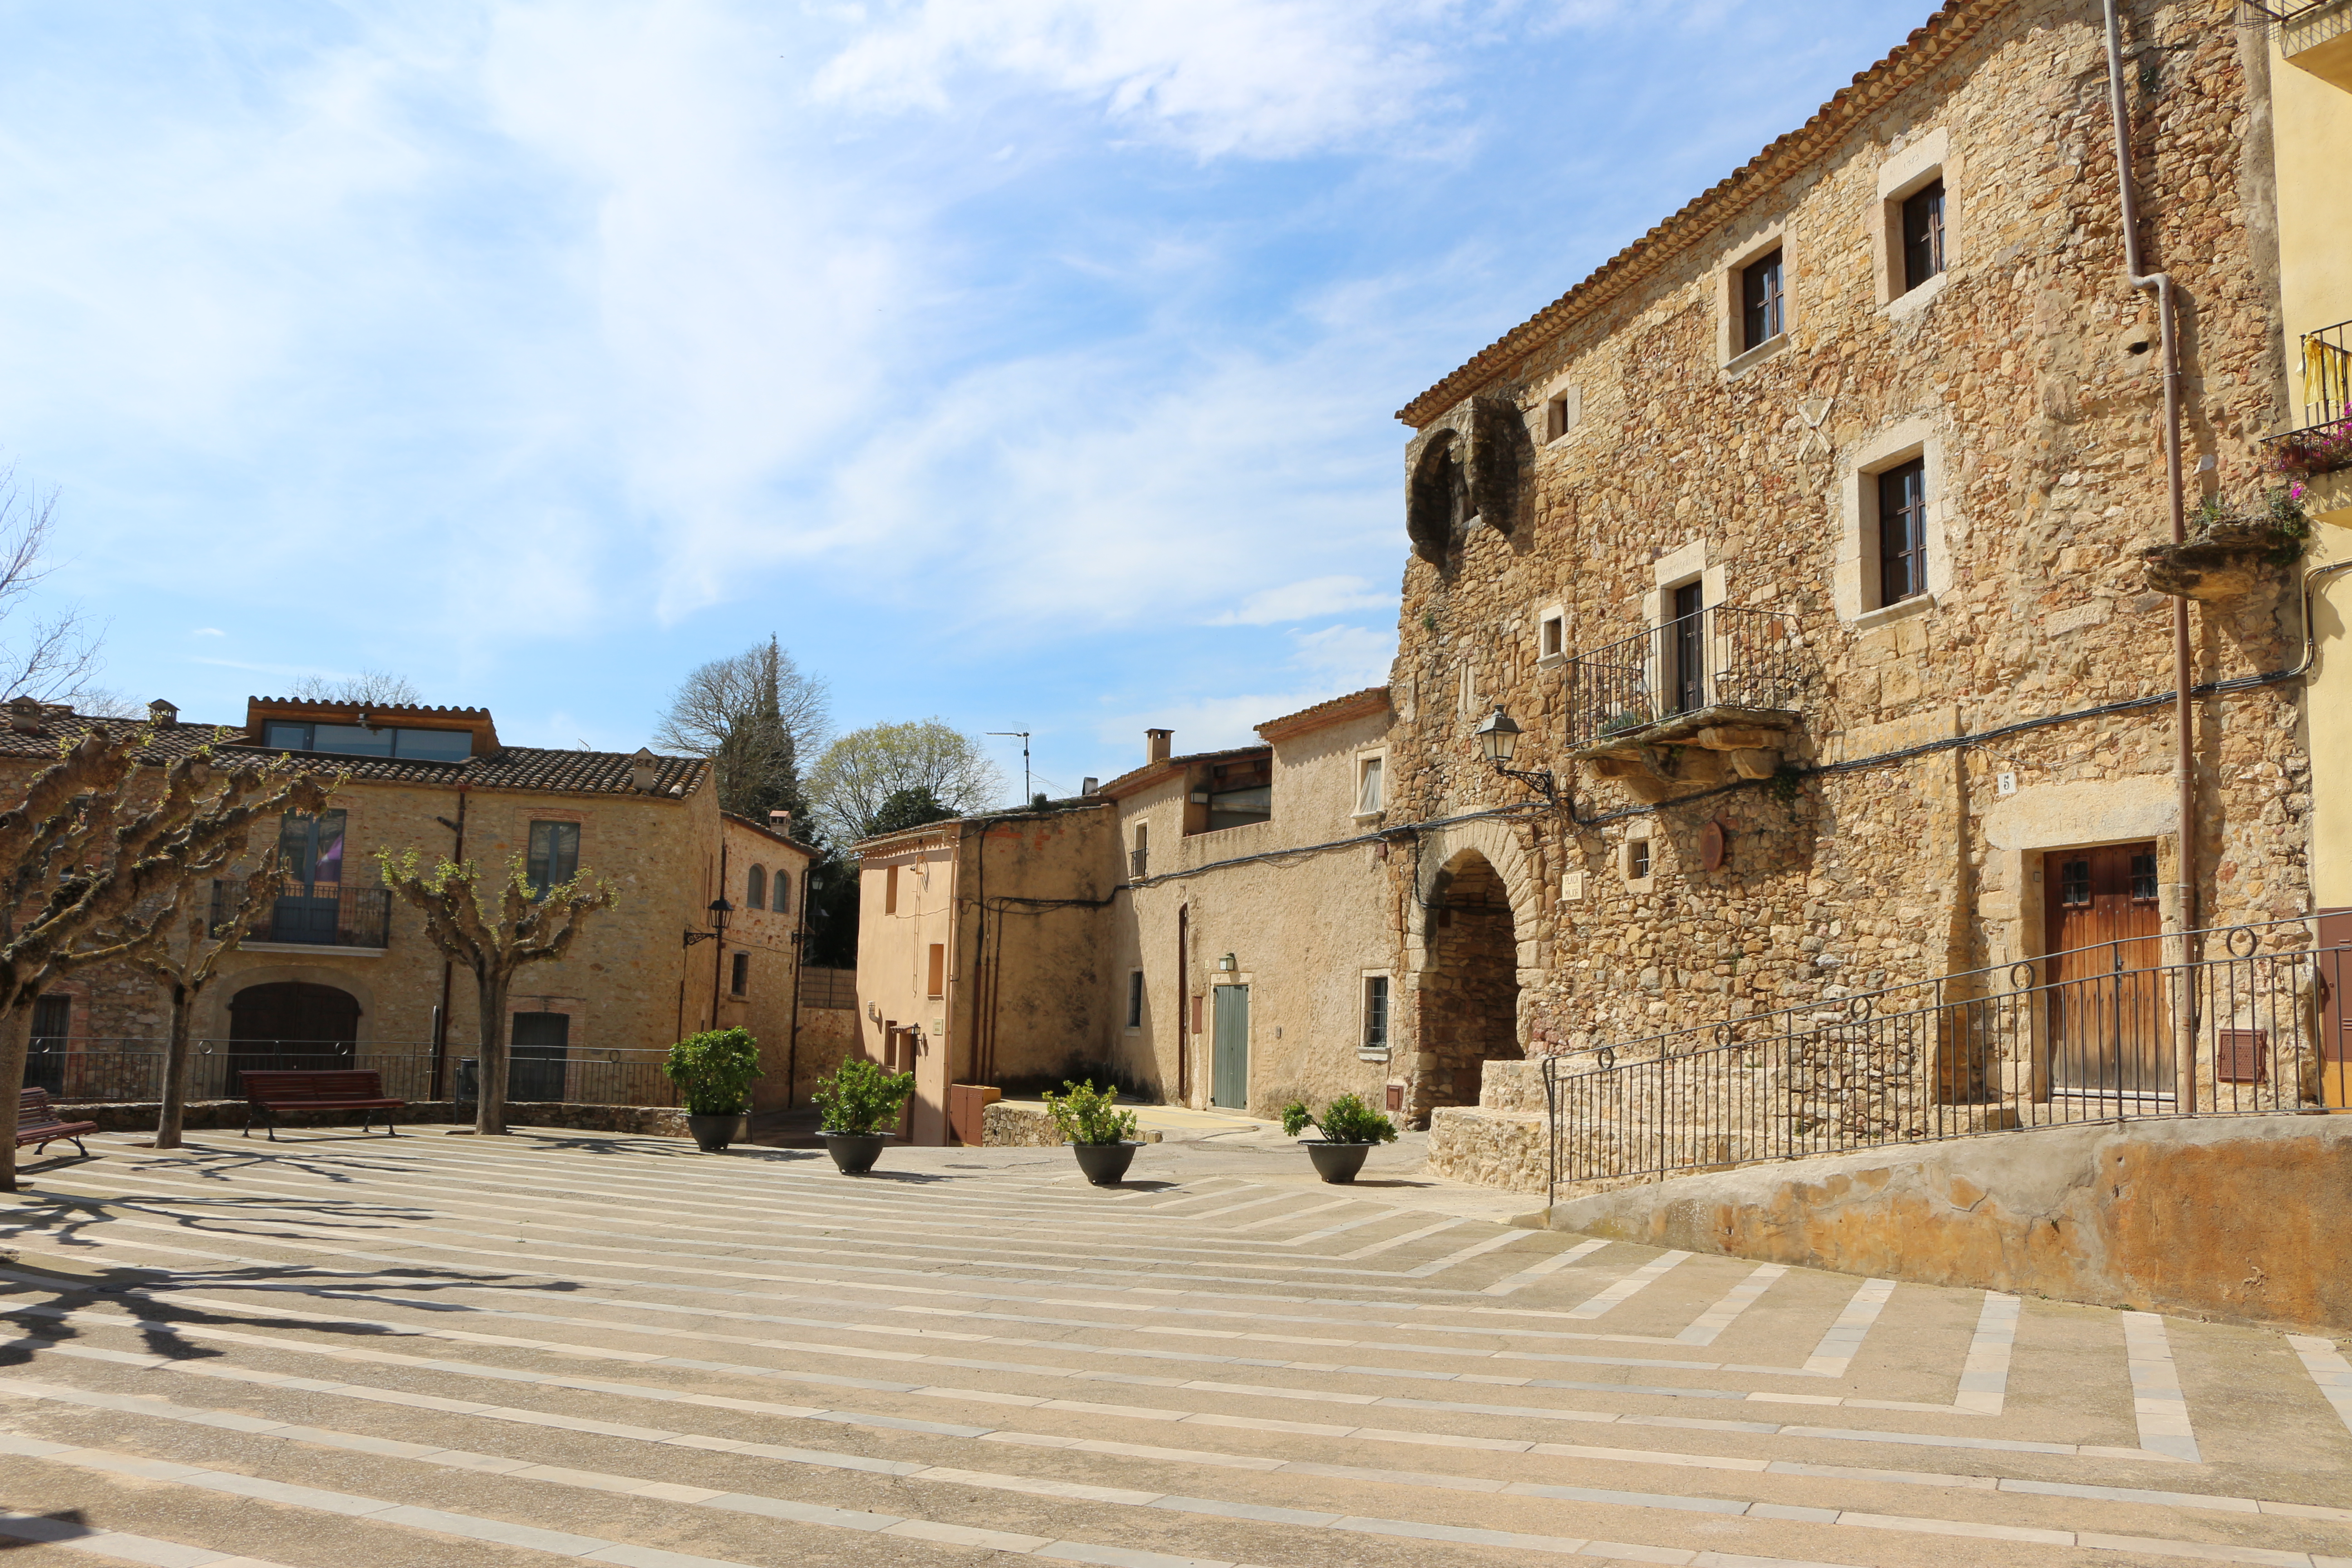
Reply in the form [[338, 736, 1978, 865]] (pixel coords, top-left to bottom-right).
[[1282, 1093, 1397, 1145], [662, 1028, 762, 1116], [1044, 1079, 1139, 1146], [814, 1056, 915, 1136]]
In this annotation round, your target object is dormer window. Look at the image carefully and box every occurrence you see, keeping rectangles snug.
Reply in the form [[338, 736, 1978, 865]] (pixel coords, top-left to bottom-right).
[[262, 720, 471, 762]]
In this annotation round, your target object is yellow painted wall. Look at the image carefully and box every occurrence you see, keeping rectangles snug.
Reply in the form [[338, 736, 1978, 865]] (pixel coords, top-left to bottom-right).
[[2274, 21, 2352, 911]]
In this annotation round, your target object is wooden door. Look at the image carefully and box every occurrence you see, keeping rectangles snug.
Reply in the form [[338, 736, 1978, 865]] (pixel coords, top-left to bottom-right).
[[510, 1012, 569, 1102], [1211, 985, 1250, 1110], [1671, 582, 1705, 715], [2044, 843, 2170, 1096]]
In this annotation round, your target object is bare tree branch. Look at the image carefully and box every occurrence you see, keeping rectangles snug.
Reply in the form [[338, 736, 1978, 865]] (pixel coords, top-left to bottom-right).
[[0, 463, 102, 706], [284, 670, 423, 706]]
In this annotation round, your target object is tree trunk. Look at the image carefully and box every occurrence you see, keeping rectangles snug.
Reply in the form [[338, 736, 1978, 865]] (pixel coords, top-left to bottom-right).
[[0, 1002, 30, 1193], [475, 971, 511, 1136], [157, 979, 194, 1150]]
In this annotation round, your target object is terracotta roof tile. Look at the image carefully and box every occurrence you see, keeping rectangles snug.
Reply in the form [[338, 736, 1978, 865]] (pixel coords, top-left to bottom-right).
[[0, 713, 708, 799], [1255, 686, 1391, 743], [1395, 1, 1985, 427]]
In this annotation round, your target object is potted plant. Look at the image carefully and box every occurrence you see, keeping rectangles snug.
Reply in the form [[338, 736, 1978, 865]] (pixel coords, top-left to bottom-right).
[[1282, 1093, 1397, 1184], [663, 1027, 763, 1153], [813, 1056, 916, 1174], [1044, 1079, 1142, 1185]]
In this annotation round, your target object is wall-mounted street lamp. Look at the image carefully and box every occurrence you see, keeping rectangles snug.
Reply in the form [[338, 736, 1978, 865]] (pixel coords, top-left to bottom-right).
[[683, 896, 732, 949], [1474, 706, 1563, 808], [1218, 953, 1237, 972]]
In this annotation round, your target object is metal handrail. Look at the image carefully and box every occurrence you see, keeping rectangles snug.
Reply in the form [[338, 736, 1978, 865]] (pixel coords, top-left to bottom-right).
[[1541, 917, 2350, 1195], [1563, 604, 1808, 751]]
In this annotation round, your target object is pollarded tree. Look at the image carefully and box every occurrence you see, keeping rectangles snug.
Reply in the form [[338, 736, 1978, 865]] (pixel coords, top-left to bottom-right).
[[377, 849, 616, 1136], [122, 853, 289, 1150], [0, 727, 338, 1190]]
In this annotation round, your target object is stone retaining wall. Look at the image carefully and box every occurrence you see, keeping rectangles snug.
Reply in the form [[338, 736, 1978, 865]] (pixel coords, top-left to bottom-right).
[[54, 1099, 691, 1138], [981, 1101, 1063, 1146], [1547, 1114, 2352, 1333]]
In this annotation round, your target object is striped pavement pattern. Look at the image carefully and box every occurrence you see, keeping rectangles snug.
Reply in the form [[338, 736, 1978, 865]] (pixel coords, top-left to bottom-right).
[[0, 1129, 2347, 1568]]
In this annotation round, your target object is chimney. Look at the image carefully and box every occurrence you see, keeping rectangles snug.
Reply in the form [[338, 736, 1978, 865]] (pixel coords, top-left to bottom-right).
[[147, 699, 179, 725], [1081, 777, 1098, 796], [1145, 728, 1172, 764], [769, 809, 793, 833], [629, 746, 658, 794]]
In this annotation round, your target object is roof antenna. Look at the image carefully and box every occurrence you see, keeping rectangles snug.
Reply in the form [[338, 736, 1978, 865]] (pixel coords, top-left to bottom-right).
[[988, 731, 1031, 807]]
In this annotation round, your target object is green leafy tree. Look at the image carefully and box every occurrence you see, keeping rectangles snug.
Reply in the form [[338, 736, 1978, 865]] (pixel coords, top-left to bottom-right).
[[808, 720, 1003, 844], [867, 786, 956, 837], [377, 849, 617, 1136]]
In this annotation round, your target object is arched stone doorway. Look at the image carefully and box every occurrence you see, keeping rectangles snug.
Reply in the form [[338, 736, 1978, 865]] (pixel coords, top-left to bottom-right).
[[1416, 851, 1521, 1117], [227, 980, 361, 1083]]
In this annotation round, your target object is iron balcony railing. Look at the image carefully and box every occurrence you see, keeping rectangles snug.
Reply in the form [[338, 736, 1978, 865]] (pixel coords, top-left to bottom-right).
[[22, 1039, 686, 1108], [1564, 604, 1807, 751], [212, 878, 392, 949], [1540, 916, 2349, 1196]]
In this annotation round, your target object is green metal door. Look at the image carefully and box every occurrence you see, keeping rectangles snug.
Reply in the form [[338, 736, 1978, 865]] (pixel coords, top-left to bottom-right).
[[1211, 984, 1249, 1109]]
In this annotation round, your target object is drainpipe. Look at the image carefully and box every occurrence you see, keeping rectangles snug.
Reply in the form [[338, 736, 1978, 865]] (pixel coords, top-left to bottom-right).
[[2104, 0, 2197, 1111], [431, 784, 468, 1102]]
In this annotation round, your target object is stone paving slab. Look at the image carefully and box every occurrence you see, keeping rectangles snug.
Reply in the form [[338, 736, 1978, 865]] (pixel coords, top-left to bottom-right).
[[0, 1127, 2348, 1568]]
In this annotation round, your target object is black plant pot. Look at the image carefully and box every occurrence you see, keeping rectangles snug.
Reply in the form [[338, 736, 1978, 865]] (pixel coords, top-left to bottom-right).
[[1071, 1141, 1141, 1186], [818, 1131, 897, 1175], [1305, 1141, 1376, 1184], [687, 1112, 746, 1153]]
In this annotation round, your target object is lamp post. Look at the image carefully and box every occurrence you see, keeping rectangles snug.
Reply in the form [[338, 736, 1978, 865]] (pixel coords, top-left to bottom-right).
[[1473, 706, 1563, 808]]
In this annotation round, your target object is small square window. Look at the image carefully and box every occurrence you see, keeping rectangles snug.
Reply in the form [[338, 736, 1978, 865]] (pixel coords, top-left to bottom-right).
[[1627, 838, 1652, 881], [1544, 395, 1573, 442], [1356, 756, 1384, 815], [1363, 975, 1390, 1054], [2059, 859, 2091, 907], [1539, 613, 1564, 661], [1741, 249, 1786, 350], [2129, 853, 2159, 903], [1127, 970, 1145, 1030], [730, 951, 750, 995]]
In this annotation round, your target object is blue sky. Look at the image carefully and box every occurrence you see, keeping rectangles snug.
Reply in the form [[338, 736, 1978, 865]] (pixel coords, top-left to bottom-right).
[[1, 0, 1927, 804]]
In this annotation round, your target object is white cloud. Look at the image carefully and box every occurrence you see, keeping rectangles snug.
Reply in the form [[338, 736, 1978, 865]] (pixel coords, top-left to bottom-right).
[[192, 628, 225, 638], [1289, 623, 1396, 689], [1211, 575, 1392, 626], [812, 0, 1462, 159]]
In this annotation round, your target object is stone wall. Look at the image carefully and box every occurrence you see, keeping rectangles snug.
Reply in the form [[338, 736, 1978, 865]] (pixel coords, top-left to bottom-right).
[[1546, 1115, 2352, 1333], [1375, 0, 2310, 1151], [46, 1099, 693, 1137], [981, 1100, 1063, 1146]]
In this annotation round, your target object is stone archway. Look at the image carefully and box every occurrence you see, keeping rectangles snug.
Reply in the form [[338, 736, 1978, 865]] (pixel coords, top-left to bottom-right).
[[1414, 849, 1522, 1118]]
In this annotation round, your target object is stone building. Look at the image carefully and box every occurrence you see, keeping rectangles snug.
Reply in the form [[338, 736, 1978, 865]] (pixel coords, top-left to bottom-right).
[[2263, 0, 2352, 1110], [10, 695, 814, 1114], [848, 690, 1399, 1141], [1366, 0, 2332, 1182]]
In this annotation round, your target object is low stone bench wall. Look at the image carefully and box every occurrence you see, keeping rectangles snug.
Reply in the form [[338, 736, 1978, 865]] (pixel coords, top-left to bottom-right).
[[1426, 1105, 1548, 1193], [1547, 1113, 2352, 1334], [55, 1099, 691, 1138], [982, 1101, 1062, 1146]]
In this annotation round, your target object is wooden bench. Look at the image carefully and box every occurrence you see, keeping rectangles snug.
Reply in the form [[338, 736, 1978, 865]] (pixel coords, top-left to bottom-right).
[[16, 1088, 97, 1160], [240, 1069, 406, 1141]]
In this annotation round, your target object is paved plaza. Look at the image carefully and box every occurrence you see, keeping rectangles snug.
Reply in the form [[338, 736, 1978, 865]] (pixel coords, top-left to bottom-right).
[[0, 1125, 2349, 1568]]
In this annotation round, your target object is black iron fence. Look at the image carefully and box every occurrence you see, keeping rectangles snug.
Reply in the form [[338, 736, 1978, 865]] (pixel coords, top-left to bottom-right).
[[22, 1039, 683, 1108], [1541, 918, 2350, 1193], [1564, 604, 1807, 751], [211, 879, 393, 949]]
